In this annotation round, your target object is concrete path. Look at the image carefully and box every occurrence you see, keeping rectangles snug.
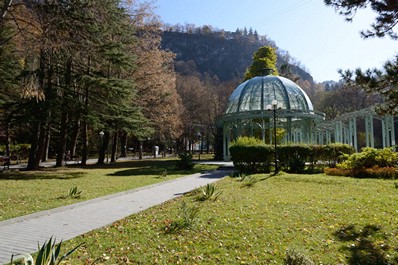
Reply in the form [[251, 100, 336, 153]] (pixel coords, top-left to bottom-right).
[[0, 169, 232, 264]]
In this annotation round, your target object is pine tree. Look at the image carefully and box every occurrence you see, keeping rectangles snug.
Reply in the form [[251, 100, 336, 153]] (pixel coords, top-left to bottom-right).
[[325, 0, 398, 114], [325, 0, 398, 39]]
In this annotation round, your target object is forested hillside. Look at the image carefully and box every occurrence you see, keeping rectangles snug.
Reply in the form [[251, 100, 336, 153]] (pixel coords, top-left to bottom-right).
[[161, 29, 314, 84]]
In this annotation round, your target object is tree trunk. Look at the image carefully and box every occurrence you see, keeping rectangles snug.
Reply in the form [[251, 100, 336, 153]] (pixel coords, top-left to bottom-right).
[[34, 122, 48, 167], [206, 132, 210, 154], [69, 117, 80, 157], [81, 57, 90, 165], [81, 121, 88, 165], [27, 122, 40, 170], [139, 141, 143, 159], [27, 50, 48, 170], [119, 131, 127, 158], [41, 124, 50, 162], [5, 121, 10, 156], [111, 132, 117, 162], [27, 120, 48, 170], [56, 107, 68, 167], [56, 57, 72, 167]]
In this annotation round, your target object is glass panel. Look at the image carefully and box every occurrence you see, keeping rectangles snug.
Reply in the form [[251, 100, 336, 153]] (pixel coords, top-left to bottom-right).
[[239, 86, 252, 112], [250, 82, 262, 110], [239, 81, 262, 112], [225, 81, 247, 113]]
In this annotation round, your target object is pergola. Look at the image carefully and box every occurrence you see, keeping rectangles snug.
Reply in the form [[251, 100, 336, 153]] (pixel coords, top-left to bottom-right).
[[315, 107, 396, 150], [218, 75, 325, 160]]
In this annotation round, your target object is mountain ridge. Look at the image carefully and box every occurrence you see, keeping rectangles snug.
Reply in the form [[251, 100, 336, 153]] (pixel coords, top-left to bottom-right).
[[161, 30, 314, 84]]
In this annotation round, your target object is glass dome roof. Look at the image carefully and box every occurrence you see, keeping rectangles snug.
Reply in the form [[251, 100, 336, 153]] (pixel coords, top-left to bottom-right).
[[225, 75, 314, 114]]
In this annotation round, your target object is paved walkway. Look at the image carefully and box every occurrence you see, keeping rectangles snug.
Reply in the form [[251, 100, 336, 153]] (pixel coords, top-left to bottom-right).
[[0, 169, 232, 264]]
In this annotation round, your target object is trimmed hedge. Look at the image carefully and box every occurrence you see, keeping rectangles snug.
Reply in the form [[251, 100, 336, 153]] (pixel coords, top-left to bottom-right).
[[229, 138, 355, 173], [230, 144, 273, 173], [278, 144, 312, 173]]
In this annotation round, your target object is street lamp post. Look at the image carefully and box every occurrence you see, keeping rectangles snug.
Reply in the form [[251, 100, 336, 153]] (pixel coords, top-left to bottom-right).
[[99, 130, 104, 148], [266, 100, 283, 174], [99, 130, 105, 164]]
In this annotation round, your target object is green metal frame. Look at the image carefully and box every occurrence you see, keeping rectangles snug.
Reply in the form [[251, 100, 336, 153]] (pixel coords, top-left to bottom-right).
[[220, 112, 325, 160]]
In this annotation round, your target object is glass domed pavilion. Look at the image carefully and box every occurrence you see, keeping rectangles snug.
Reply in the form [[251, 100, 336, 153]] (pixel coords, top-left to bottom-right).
[[218, 75, 325, 160]]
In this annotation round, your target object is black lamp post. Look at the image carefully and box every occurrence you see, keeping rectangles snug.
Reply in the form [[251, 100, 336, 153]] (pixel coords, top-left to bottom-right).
[[266, 100, 283, 174], [99, 131, 104, 148]]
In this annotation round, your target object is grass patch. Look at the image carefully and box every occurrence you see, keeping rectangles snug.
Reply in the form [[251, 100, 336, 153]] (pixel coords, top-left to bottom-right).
[[0, 159, 218, 221], [62, 173, 398, 264]]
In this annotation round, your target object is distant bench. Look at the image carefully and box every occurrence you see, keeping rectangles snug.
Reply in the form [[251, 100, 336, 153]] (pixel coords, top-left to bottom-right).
[[0, 156, 19, 169]]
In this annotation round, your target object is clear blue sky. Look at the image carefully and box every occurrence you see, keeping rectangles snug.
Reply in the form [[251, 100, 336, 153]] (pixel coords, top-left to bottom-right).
[[153, 0, 397, 82]]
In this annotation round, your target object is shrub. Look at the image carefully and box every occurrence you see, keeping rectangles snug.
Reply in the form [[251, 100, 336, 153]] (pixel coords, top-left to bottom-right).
[[175, 153, 194, 170], [324, 167, 351, 177], [338, 147, 398, 170], [241, 175, 260, 188], [230, 144, 273, 173], [323, 143, 355, 167], [197, 183, 222, 201], [160, 169, 168, 178], [326, 147, 398, 179], [229, 138, 355, 173], [230, 137, 273, 173], [232, 172, 247, 181], [278, 145, 312, 173], [231, 136, 264, 146], [58, 186, 83, 199], [325, 166, 398, 179], [10, 236, 82, 265], [163, 201, 199, 234], [284, 249, 315, 265], [0, 144, 30, 159]]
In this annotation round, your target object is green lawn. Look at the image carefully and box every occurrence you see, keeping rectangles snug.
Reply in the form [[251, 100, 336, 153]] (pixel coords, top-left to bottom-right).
[[62, 173, 398, 264], [0, 158, 217, 221]]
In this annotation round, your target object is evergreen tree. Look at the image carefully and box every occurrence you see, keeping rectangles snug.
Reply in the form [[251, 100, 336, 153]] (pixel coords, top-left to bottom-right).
[[325, 0, 398, 39], [244, 46, 279, 81], [0, 0, 151, 169], [325, 0, 398, 114], [0, 19, 21, 156], [254, 30, 259, 41]]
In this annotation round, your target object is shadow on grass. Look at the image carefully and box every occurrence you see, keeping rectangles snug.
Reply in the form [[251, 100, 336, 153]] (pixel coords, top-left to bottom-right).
[[0, 171, 85, 181], [106, 159, 208, 177], [71, 159, 176, 170], [334, 224, 398, 265]]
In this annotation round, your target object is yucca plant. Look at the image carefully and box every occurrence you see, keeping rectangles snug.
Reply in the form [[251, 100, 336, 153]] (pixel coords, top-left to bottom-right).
[[10, 236, 82, 265], [284, 249, 315, 265], [160, 169, 168, 178], [68, 186, 82, 198], [58, 186, 83, 199], [164, 201, 199, 233], [236, 172, 247, 182], [198, 183, 223, 201], [180, 201, 199, 227], [241, 175, 259, 187]]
